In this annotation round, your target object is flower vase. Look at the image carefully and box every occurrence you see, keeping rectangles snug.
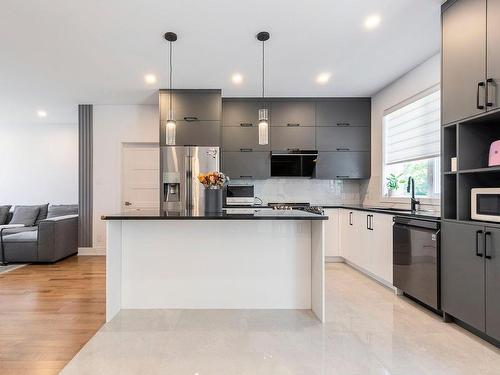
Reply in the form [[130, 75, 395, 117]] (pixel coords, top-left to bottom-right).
[[204, 188, 223, 214]]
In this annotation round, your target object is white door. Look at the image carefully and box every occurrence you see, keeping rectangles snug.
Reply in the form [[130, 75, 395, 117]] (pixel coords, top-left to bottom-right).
[[121, 143, 160, 212]]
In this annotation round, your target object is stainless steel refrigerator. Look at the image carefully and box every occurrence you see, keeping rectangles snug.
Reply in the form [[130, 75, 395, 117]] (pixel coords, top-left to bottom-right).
[[161, 146, 220, 214]]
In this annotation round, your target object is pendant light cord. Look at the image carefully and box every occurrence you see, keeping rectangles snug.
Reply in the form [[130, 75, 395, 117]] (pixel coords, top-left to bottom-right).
[[169, 41, 173, 115], [261, 41, 265, 98]]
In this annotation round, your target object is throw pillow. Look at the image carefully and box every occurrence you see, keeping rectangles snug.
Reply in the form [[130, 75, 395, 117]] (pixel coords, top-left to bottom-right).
[[34, 203, 49, 225], [47, 204, 78, 218], [10, 206, 41, 226], [0, 205, 12, 225]]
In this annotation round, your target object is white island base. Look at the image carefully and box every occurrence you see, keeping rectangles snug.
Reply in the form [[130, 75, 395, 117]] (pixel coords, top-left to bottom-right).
[[106, 219, 325, 322]]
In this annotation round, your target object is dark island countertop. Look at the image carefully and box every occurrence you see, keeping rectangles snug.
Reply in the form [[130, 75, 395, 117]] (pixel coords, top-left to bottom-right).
[[101, 209, 328, 221], [322, 204, 441, 221]]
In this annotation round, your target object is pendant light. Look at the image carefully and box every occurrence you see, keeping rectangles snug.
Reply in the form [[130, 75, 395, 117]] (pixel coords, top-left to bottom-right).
[[257, 31, 270, 145], [164, 32, 178, 145]]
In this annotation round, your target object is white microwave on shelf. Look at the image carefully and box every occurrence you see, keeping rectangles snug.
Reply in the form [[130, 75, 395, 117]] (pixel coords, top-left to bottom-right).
[[471, 188, 500, 222], [225, 184, 255, 206]]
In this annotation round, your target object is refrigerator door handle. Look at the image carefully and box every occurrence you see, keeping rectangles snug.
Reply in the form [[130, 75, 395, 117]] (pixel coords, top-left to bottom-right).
[[185, 155, 192, 210]]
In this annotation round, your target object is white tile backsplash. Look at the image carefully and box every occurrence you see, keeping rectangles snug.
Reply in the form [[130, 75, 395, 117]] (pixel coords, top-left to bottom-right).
[[230, 179, 362, 205]]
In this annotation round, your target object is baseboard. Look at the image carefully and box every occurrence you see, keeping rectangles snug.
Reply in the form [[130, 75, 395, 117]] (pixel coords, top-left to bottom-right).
[[325, 256, 344, 263], [344, 260, 396, 291], [78, 247, 105, 256]]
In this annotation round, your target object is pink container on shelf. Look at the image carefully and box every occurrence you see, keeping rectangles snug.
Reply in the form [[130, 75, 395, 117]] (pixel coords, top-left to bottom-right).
[[489, 140, 500, 167]]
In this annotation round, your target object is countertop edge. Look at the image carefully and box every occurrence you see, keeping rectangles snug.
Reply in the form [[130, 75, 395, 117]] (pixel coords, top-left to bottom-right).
[[101, 215, 328, 221]]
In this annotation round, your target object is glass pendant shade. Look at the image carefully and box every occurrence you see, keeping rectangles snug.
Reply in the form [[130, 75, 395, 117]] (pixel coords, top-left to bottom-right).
[[166, 114, 176, 145], [258, 108, 269, 145]]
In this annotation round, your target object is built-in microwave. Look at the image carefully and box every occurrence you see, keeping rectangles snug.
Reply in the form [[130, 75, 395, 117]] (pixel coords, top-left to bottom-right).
[[471, 188, 500, 222], [270, 150, 318, 178]]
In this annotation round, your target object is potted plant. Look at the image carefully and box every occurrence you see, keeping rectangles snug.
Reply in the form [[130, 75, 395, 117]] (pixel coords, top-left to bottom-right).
[[197, 171, 229, 213], [386, 173, 405, 197]]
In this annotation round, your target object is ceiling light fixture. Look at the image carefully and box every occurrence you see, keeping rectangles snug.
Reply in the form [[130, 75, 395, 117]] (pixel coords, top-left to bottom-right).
[[144, 74, 157, 84], [37, 110, 47, 118], [364, 14, 381, 30], [164, 32, 178, 145], [232, 73, 243, 84], [316, 72, 331, 85], [257, 31, 270, 146]]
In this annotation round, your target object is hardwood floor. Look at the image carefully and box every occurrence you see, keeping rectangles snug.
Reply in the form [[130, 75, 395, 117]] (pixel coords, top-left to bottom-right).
[[0, 256, 105, 375]]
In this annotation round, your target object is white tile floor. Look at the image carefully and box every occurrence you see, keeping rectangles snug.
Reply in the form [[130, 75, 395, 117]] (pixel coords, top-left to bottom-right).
[[61, 263, 500, 375]]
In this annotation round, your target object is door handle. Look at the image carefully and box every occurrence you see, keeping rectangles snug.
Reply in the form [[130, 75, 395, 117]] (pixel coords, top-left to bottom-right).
[[477, 82, 485, 110], [487, 78, 495, 108], [124, 201, 132, 206], [349, 212, 353, 226], [485, 231, 492, 259], [366, 214, 370, 230], [476, 230, 484, 257], [287, 123, 300, 127], [337, 122, 350, 127], [184, 116, 199, 122], [240, 148, 253, 152], [369, 215, 374, 231], [240, 123, 253, 127], [336, 148, 350, 151]]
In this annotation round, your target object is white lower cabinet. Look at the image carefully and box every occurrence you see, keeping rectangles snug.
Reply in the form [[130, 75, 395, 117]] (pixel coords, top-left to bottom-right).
[[324, 209, 340, 257], [337, 209, 394, 286]]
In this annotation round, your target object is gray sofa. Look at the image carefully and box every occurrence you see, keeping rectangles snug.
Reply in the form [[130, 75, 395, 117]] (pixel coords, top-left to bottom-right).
[[0, 204, 78, 264]]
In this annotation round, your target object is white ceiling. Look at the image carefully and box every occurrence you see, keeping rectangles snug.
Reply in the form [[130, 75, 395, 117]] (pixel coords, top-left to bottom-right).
[[1, 0, 441, 124]]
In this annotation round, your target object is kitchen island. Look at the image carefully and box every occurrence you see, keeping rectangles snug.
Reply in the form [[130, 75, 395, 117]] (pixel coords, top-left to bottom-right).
[[102, 210, 327, 323]]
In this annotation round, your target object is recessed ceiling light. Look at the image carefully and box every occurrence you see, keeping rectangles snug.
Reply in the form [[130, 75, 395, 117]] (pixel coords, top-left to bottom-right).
[[144, 74, 157, 84], [37, 110, 47, 118], [232, 73, 243, 84], [316, 72, 332, 85], [364, 14, 381, 30]]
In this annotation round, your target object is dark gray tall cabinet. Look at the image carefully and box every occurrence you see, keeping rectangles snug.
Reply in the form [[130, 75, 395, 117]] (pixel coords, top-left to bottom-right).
[[441, 0, 500, 346], [442, 0, 500, 125]]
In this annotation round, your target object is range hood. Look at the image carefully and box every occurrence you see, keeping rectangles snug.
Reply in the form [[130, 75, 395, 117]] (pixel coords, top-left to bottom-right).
[[270, 150, 318, 178]]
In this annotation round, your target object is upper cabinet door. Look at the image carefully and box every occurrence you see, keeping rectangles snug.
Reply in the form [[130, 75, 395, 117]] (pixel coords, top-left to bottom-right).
[[270, 101, 315, 127], [487, 0, 500, 111], [222, 101, 268, 127], [160, 91, 222, 121], [316, 99, 370, 127], [442, 0, 487, 125]]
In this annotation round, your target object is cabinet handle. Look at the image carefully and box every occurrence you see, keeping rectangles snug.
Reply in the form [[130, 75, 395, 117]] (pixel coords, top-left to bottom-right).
[[370, 215, 374, 230], [487, 78, 495, 108], [336, 175, 350, 179], [337, 122, 350, 127], [336, 148, 350, 151], [477, 82, 485, 110], [240, 148, 253, 152], [476, 230, 484, 257], [287, 123, 300, 127], [485, 231, 492, 259], [366, 214, 370, 230], [240, 123, 253, 127], [349, 212, 353, 226], [184, 116, 199, 122], [240, 175, 253, 179]]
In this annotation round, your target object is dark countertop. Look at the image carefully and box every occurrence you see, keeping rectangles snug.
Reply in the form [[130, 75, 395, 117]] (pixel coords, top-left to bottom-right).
[[321, 204, 441, 221], [101, 209, 328, 221]]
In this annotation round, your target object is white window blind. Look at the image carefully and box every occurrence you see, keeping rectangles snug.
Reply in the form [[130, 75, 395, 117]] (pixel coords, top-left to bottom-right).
[[384, 90, 440, 165]]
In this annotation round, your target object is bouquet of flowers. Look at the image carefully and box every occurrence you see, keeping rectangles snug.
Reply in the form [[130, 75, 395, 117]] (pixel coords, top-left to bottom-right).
[[197, 171, 228, 189]]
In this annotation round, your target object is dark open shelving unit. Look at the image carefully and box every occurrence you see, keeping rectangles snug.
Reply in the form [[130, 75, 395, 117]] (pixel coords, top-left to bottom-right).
[[441, 111, 500, 221]]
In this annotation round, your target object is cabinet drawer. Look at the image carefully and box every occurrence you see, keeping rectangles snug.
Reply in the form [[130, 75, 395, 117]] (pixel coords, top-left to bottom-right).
[[222, 126, 269, 151], [222, 151, 270, 179], [270, 101, 315, 127], [222, 100, 268, 127], [161, 91, 222, 121], [315, 151, 370, 179], [316, 99, 370, 127], [160, 120, 220, 147], [270, 126, 315, 150], [316, 127, 371, 151]]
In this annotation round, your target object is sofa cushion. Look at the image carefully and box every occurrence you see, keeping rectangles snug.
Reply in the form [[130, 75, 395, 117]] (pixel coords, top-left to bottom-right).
[[9, 206, 40, 226], [2, 230, 38, 243], [0, 205, 11, 225], [47, 204, 79, 218], [35, 204, 49, 225]]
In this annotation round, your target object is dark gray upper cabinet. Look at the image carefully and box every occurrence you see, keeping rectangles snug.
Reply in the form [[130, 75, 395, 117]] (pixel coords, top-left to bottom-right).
[[270, 127, 315, 151], [160, 90, 222, 121], [485, 226, 500, 342], [270, 101, 315, 127], [222, 151, 270, 179], [316, 99, 370, 127], [487, 0, 500, 111], [222, 100, 268, 127], [160, 120, 220, 147], [222, 126, 269, 152], [442, 221, 486, 332], [442, 0, 487, 125], [316, 127, 371, 152], [315, 152, 370, 179]]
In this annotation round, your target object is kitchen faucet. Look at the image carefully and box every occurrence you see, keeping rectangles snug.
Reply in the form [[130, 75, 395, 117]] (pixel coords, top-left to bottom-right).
[[407, 176, 420, 213]]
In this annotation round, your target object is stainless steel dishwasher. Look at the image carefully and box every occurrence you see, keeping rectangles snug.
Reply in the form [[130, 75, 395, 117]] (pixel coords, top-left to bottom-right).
[[393, 216, 441, 311]]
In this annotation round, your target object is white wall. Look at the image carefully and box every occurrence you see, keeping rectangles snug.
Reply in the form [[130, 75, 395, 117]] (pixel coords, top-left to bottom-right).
[[0, 121, 78, 205], [93, 105, 158, 250], [362, 53, 441, 208]]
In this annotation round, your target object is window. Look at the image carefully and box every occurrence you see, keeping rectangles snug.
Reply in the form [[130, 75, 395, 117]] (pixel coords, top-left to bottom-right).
[[382, 88, 441, 199]]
